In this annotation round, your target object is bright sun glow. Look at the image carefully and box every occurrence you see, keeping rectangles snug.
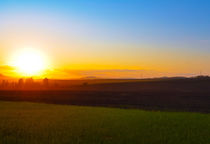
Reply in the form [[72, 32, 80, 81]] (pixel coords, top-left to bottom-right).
[[12, 48, 47, 76]]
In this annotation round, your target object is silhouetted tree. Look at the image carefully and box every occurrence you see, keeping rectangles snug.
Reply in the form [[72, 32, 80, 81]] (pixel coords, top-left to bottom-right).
[[18, 78, 24, 88], [25, 77, 34, 87], [43, 78, 49, 88]]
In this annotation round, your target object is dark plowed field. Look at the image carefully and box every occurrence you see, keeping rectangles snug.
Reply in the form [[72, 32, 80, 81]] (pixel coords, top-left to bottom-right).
[[0, 78, 210, 113]]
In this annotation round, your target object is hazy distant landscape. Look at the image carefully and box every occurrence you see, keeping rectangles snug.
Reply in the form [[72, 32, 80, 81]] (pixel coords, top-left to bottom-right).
[[0, 77, 210, 113]]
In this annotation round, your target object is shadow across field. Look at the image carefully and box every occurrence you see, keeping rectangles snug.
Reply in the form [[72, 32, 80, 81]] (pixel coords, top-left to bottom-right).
[[0, 78, 210, 113]]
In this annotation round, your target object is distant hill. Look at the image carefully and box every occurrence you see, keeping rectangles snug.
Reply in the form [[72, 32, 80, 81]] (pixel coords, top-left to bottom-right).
[[81, 76, 99, 79], [0, 74, 6, 78], [0, 73, 10, 79]]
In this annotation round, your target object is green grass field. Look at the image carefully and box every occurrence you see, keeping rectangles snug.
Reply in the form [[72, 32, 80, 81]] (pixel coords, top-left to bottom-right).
[[0, 101, 209, 144]]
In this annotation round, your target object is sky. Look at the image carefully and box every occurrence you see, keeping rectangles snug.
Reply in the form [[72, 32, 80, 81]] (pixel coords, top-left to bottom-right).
[[0, 0, 210, 78]]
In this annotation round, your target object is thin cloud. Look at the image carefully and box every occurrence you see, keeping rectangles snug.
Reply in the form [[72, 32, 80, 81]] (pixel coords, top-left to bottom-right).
[[0, 65, 16, 77], [49, 69, 196, 79]]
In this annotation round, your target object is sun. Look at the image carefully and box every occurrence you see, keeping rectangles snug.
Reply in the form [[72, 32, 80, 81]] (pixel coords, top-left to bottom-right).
[[12, 48, 47, 76]]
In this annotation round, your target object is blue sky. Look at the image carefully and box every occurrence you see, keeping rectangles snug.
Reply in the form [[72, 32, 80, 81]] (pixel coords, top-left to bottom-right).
[[1, 0, 209, 43]]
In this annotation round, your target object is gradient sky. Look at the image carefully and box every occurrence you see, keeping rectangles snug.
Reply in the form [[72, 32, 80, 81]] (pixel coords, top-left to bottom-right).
[[0, 0, 210, 78]]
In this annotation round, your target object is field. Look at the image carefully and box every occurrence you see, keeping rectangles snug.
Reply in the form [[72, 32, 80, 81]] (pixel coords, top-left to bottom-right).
[[0, 78, 210, 113], [0, 101, 209, 144]]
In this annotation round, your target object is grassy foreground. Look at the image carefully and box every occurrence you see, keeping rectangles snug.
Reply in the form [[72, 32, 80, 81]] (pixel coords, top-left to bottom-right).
[[0, 101, 209, 144]]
